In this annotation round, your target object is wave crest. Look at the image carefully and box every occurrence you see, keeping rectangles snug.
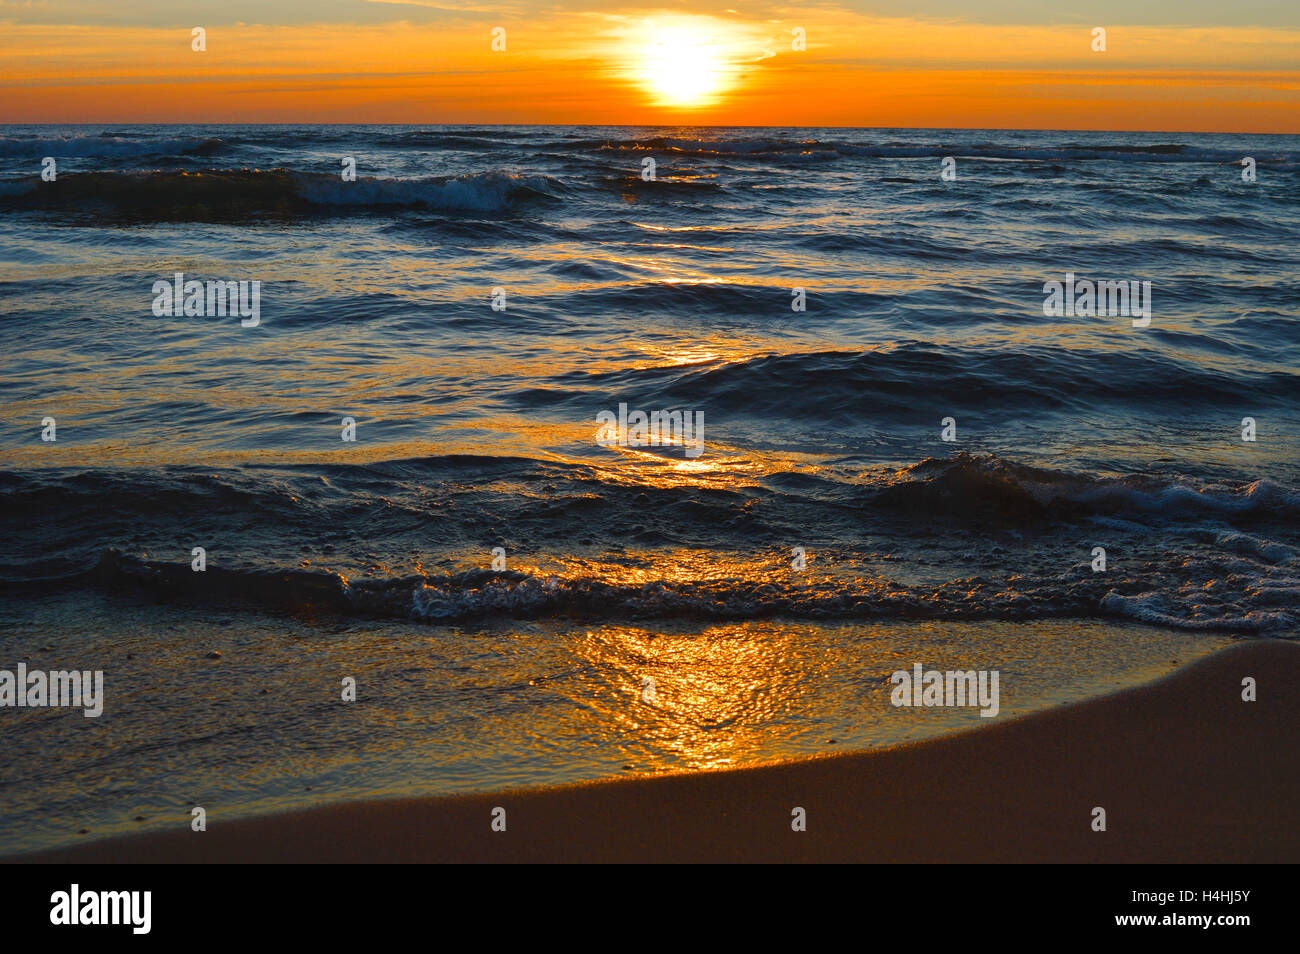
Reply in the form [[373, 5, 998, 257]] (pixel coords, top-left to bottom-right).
[[0, 168, 562, 218]]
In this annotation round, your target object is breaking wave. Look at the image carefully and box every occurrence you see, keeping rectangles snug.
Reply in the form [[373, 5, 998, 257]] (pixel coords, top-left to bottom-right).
[[0, 169, 562, 217], [2, 454, 1296, 634]]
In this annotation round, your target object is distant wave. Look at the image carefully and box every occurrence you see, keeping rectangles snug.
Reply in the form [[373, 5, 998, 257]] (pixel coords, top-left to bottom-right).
[[0, 134, 224, 159], [582, 136, 1294, 166], [294, 169, 562, 210], [0, 168, 563, 216], [3, 130, 1286, 168], [384, 130, 532, 150]]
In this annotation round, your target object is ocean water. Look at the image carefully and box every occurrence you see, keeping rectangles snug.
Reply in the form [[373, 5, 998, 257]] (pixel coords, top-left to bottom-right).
[[0, 125, 1296, 853]]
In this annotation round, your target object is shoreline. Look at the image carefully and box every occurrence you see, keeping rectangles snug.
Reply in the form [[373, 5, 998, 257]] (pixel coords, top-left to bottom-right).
[[11, 638, 1299, 863]]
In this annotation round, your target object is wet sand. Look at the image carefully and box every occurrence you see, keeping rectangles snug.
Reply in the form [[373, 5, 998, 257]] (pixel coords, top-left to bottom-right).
[[13, 639, 1298, 863]]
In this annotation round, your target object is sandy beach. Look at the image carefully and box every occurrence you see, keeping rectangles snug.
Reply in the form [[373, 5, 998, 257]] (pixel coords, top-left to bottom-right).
[[13, 638, 1297, 864]]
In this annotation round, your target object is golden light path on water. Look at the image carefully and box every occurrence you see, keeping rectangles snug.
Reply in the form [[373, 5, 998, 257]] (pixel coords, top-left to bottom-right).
[[483, 618, 1233, 777]]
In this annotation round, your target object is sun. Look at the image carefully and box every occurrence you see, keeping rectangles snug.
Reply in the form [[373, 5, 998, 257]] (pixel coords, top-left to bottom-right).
[[640, 25, 729, 107]]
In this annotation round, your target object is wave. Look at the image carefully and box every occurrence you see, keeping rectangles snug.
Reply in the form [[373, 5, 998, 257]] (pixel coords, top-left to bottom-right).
[[62, 546, 1295, 634], [81, 549, 1107, 620], [2, 453, 1296, 542], [546, 345, 1300, 418], [0, 134, 224, 159], [3, 129, 1293, 173], [0, 168, 563, 217], [870, 455, 1300, 525], [0, 454, 1297, 634], [383, 130, 532, 150], [582, 136, 1296, 166]]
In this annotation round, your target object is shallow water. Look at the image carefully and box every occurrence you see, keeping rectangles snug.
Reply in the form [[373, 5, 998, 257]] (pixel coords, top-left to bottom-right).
[[0, 593, 1230, 854]]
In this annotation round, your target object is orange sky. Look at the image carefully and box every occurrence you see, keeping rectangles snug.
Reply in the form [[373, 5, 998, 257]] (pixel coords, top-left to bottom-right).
[[2, 6, 1297, 131]]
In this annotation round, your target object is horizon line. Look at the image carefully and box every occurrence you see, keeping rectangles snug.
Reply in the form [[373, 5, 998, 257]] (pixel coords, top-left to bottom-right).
[[3, 122, 1295, 136]]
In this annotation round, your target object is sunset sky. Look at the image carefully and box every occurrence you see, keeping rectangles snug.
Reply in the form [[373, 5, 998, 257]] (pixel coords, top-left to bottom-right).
[[1, 0, 1297, 130]]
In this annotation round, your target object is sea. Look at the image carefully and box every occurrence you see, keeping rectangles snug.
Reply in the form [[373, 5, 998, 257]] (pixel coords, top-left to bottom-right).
[[0, 125, 1296, 853]]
